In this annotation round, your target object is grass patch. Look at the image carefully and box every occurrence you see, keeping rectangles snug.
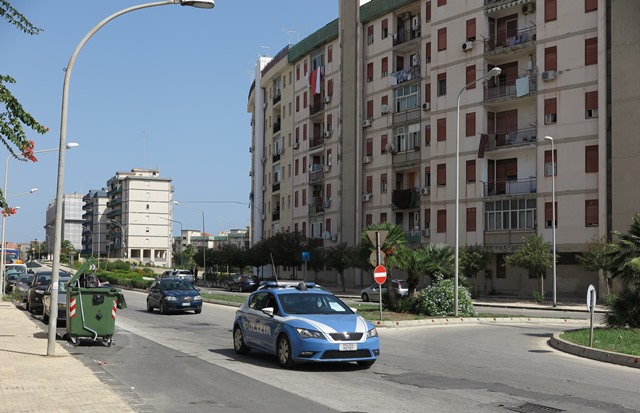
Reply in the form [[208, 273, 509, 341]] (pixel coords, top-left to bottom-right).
[[561, 328, 640, 357], [201, 293, 246, 304]]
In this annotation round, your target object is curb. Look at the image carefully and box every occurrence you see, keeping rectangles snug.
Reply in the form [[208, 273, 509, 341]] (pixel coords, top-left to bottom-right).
[[372, 316, 591, 328], [548, 332, 640, 369]]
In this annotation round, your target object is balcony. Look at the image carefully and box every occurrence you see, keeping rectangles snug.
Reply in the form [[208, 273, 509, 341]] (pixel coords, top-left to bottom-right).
[[273, 93, 281, 105], [482, 177, 537, 197], [392, 188, 420, 209], [484, 75, 537, 101], [107, 186, 121, 196], [273, 121, 281, 134], [405, 231, 421, 244], [272, 152, 280, 162], [308, 203, 325, 215], [390, 65, 421, 86], [309, 166, 324, 183], [482, 127, 537, 151], [309, 134, 324, 149], [484, 228, 536, 253], [272, 182, 280, 192], [392, 149, 421, 168], [484, 26, 536, 54], [272, 210, 280, 221], [393, 26, 421, 47]]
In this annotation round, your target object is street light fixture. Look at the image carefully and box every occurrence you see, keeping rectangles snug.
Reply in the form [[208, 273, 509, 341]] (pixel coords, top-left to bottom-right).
[[174, 201, 206, 279], [544, 136, 557, 307], [454, 66, 501, 317], [47, 0, 215, 356]]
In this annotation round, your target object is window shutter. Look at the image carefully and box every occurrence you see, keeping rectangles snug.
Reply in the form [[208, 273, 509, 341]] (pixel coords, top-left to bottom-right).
[[545, 0, 557, 22], [366, 138, 373, 156], [466, 207, 476, 232], [545, 202, 557, 226], [585, 37, 598, 65], [367, 63, 373, 81], [425, 208, 431, 227], [466, 18, 476, 40], [425, 83, 431, 104], [466, 112, 476, 137], [466, 160, 476, 183], [544, 98, 557, 115], [381, 57, 388, 74], [437, 117, 446, 141], [585, 200, 598, 226], [585, 0, 597, 12], [437, 27, 447, 51], [545, 46, 557, 72], [366, 176, 373, 193], [327, 79, 333, 96], [585, 145, 598, 173], [326, 183, 332, 199], [327, 45, 332, 63], [437, 209, 447, 233], [437, 163, 446, 186], [585, 91, 598, 111], [425, 1, 432, 21], [466, 65, 476, 90], [367, 100, 373, 119]]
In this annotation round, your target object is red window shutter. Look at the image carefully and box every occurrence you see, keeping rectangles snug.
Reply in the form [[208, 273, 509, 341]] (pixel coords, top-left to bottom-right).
[[381, 57, 388, 74], [303, 124, 307, 140], [380, 213, 387, 223], [303, 91, 307, 108], [438, 28, 447, 51], [425, 125, 431, 146], [466, 207, 476, 232], [366, 138, 373, 156], [295, 159, 299, 176], [381, 134, 388, 154], [466, 112, 476, 137], [326, 218, 332, 233], [327, 45, 332, 63], [585, 200, 598, 226], [425, 208, 431, 227], [425, 83, 431, 104], [294, 191, 299, 207], [466, 65, 476, 90], [585, 37, 598, 65], [585, 145, 598, 173], [466, 18, 476, 40], [296, 95, 300, 112], [545, 202, 558, 225], [437, 117, 446, 141], [327, 114, 333, 129], [382, 19, 388, 32], [302, 222, 306, 236], [367, 100, 373, 119], [302, 157, 307, 172], [544, 149, 557, 164], [426, 42, 431, 63], [437, 163, 446, 186], [366, 176, 373, 193], [585, 0, 597, 12], [544, 98, 557, 115], [304, 60, 308, 75], [585, 91, 598, 111], [437, 0, 446, 6], [365, 214, 373, 226], [302, 189, 306, 206], [326, 183, 332, 199], [382, 95, 388, 106], [296, 64, 300, 81], [380, 173, 387, 192], [505, 158, 517, 178], [327, 79, 333, 96], [367, 63, 373, 81], [466, 160, 476, 183], [425, 1, 432, 21], [545, 47, 557, 72], [545, 0, 557, 22], [437, 209, 447, 233]]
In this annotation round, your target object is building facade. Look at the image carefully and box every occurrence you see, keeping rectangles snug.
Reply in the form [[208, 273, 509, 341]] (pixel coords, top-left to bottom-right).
[[248, 0, 638, 297], [45, 193, 84, 252], [81, 189, 108, 258]]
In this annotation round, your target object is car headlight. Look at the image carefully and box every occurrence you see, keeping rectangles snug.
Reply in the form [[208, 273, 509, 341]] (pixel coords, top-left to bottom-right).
[[193, 295, 202, 301], [367, 327, 378, 339], [57, 303, 66, 309], [164, 296, 177, 301], [296, 328, 325, 339]]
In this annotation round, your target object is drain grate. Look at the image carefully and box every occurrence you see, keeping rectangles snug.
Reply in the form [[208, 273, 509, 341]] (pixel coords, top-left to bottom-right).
[[507, 402, 564, 413]]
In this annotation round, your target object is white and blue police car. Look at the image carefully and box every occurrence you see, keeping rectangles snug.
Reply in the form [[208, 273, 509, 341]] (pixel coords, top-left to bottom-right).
[[232, 281, 380, 368]]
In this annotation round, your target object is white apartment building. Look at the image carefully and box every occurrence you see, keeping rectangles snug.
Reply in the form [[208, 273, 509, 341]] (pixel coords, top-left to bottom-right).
[[45, 193, 84, 252], [248, 0, 639, 297], [105, 169, 173, 266]]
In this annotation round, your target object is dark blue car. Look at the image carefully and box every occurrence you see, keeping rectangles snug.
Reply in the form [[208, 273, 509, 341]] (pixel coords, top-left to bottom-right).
[[146, 278, 202, 314]]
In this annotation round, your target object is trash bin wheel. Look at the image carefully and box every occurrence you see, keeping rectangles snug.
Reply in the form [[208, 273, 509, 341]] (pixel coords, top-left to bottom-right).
[[69, 336, 79, 346], [102, 337, 113, 347]]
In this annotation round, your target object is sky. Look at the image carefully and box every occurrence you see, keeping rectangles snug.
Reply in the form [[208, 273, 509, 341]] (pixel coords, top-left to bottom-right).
[[1, 0, 340, 244]]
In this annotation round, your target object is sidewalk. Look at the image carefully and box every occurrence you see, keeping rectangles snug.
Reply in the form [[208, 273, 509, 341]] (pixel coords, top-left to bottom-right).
[[0, 300, 136, 413]]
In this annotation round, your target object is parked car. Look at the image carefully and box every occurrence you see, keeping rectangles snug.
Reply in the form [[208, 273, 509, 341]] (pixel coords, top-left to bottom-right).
[[146, 278, 202, 314], [42, 274, 72, 324], [4, 269, 22, 294], [228, 274, 260, 292], [160, 269, 194, 284], [26, 270, 69, 314], [12, 273, 34, 308], [360, 279, 409, 302], [233, 281, 380, 368]]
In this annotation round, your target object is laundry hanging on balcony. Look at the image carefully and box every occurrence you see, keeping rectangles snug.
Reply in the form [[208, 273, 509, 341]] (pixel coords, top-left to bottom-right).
[[516, 76, 530, 97]]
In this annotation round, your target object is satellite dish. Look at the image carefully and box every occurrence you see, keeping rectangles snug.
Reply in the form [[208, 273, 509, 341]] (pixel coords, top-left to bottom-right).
[[322, 231, 331, 240], [385, 142, 396, 154]]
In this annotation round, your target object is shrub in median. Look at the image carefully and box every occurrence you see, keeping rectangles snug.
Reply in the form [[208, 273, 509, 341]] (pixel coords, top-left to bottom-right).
[[409, 275, 475, 317]]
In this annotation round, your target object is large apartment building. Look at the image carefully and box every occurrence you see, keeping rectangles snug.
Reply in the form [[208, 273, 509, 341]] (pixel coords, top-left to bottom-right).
[[45, 193, 83, 252], [248, 0, 639, 297], [81, 189, 108, 258]]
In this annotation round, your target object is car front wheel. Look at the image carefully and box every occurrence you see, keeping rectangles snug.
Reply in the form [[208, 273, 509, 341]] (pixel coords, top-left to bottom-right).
[[146, 299, 154, 313], [160, 301, 168, 315], [361, 293, 369, 302], [277, 334, 295, 369], [233, 326, 250, 355]]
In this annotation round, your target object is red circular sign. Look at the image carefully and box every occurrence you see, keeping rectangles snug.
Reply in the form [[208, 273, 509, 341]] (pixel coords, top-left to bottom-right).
[[374, 265, 387, 285]]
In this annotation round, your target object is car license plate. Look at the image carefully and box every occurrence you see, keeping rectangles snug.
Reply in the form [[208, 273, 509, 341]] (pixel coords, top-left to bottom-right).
[[181, 303, 190, 307], [339, 343, 357, 351]]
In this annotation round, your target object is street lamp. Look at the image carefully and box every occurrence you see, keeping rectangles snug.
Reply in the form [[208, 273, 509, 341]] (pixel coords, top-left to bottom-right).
[[454, 66, 502, 317], [174, 201, 206, 279], [544, 136, 557, 307], [47, 0, 215, 356], [108, 220, 129, 259], [159, 216, 183, 267]]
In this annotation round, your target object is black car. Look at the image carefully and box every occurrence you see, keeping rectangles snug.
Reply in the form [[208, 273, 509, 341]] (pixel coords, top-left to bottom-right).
[[26, 271, 69, 314], [12, 274, 34, 308], [146, 278, 202, 314], [227, 274, 260, 292]]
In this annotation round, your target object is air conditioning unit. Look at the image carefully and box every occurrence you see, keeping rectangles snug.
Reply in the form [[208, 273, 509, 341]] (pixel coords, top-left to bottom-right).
[[362, 119, 372, 127], [462, 41, 474, 51], [411, 16, 419, 30], [522, 3, 536, 15], [293, 142, 299, 149], [420, 186, 430, 195], [542, 70, 557, 81], [422, 102, 431, 111], [323, 200, 331, 208], [324, 95, 332, 103], [362, 193, 373, 202], [324, 130, 332, 138], [422, 228, 431, 237], [381, 104, 389, 114], [362, 155, 372, 164]]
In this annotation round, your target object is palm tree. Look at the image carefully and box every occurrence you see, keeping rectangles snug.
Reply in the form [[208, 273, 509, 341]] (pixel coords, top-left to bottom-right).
[[610, 213, 640, 286], [420, 243, 455, 284], [394, 246, 426, 297], [61, 240, 76, 263]]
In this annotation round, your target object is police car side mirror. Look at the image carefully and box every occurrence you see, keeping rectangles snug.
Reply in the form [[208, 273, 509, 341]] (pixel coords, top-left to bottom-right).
[[262, 307, 274, 317]]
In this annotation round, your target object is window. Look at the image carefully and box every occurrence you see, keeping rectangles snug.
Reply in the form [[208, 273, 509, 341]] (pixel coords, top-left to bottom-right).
[[544, 98, 557, 124], [381, 57, 388, 77], [326, 183, 332, 199], [466, 65, 476, 90], [437, 163, 446, 186], [544, 46, 557, 72], [424, 208, 431, 228], [294, 191, 299, 207], [425, 125, 431, 146], [326, 218, 332, 234], [366, 176, 373, 193], [302, 157, 307, 172], [302, 189, 306, 206], [380, 213, 387, 223], [466, 160, 476, 183], [425, 42, 431, 63], [437, 209, 447, 233], [295, 159, 299, 176], [381, 173, 388, 193], [585, 37, 597, 65], [304, 60, 308, 76], [425, 83, 431, 104], [365, 214, 373, 227], [327, 114, 333, 131], [437, 72, 446, 96], [545, 202, 558, 228], [296, 95, 300, 112], [425, 166, 431, 189], [303, 91, 307, 108], [485, 199, 536, 231], [367, 25, 374, 45], [585, 0, 597, 12], [381, 134, 388, 155], [437, 27, 447, 51], [585, 91, 598, 118], [437, 0, 446, 6], [425, 1, 431, 22], [465, 112, 476, 137], [303, 124, 307, 141], [393, 124, 420, 152], [585, 200, 598, 227], [393, 83, 420, 112], [365, 138, 373, 157], [328, 45, 333, 63], [381, 19, 388, 39], [545, 0, 557, 22], [585, 145, 598, 173], [544, 149, 557, 176], [466, 18, 476, 41], [466, 208, 476, 232], [327, 79, 333, 96], [367, 100, 374, 119], [437, 117, 446, 142]]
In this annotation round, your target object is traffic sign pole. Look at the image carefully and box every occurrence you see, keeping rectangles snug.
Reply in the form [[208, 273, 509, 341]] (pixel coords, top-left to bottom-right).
[[374, 265, 387, 321]]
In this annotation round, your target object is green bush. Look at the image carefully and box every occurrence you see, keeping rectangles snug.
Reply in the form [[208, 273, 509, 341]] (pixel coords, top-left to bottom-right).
[[606, 286, 640, 328], [409, 276, 475, 317], [104, 260, 131, 272]]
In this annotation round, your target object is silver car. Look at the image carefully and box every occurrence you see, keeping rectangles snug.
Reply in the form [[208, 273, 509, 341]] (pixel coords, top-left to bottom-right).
[[360, 279, 409, 302], [42, 276, 72, 324]]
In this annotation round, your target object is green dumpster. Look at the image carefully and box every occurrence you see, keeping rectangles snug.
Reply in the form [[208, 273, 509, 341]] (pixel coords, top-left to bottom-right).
[[64, 258, 127, 346]]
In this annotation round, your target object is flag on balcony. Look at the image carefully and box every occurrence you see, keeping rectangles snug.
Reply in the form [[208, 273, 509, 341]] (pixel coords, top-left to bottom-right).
[[309, 68, 321, 95]]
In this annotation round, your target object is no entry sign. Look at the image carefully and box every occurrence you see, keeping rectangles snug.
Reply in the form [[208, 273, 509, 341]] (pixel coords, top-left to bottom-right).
[[374, 265, 387, 285]]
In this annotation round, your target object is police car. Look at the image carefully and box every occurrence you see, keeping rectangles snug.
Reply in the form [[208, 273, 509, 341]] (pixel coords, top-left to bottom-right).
[[233, 281, 380, 368]]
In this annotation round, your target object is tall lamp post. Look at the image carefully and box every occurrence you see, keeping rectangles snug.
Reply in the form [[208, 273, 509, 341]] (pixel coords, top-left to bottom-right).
[[47, 0, 215, 356], [108, 220, 129, 259], [174, 201, 206, 279], [454, 67, 502, 317], [544, 136, 557, 307], [159, 216, 182, 267]]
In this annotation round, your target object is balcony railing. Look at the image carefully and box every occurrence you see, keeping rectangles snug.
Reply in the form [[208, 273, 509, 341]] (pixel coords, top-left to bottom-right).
[[484, 127, 537, 150], [405, 231, 421, 244], [484, 26, 536, 53], [310, 135, 324, 149], [392, 149, 421, 166], [482, 177, 537, 196], [392, 188, 420, 209], [309, 167, 324, 182], [272, 211, 280, 221], [484, 76, 537, 100], [393, 26, 421, 47], [273, 93, 281, 105], [308, 204, 325, 214], [391, 65, 421, 86], [272, 182, 280, 192], [273, 122, 281, 133]]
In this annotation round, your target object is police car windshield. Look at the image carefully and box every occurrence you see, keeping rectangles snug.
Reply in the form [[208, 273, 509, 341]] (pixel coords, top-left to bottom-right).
[[278, 293, 353, 315]]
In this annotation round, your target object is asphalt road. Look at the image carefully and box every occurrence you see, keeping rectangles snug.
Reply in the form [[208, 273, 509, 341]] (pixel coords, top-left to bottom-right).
[[38, 290, 640, 413]]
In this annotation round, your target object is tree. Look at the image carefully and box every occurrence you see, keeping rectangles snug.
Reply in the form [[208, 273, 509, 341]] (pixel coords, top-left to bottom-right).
[[394, 246, 425, 298], [421, 243, 455, 283], [1, 2, 49, 215], [460, 244, 489, 297], [504, 234, 553, 299], [609, 213, 640, 286], [577, 236, 615, 296], [324, 243, 353, 292]]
